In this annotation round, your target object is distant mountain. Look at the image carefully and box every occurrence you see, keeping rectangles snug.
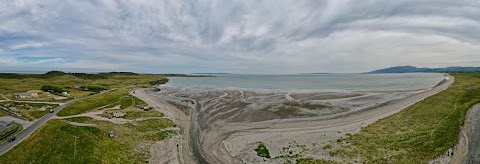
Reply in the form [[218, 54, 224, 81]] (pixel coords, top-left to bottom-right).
[[369, 66, 480, 73], [192, 73, 230, 75], [303, 73, 331, 75]]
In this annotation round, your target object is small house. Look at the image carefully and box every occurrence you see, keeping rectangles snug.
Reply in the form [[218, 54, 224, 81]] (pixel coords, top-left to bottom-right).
[[16, 92, 38, 99], [30, 93, 39, 98], [18, 92, 29, 98], [101, 111, 113, 119], [112, 111, 126, 118]]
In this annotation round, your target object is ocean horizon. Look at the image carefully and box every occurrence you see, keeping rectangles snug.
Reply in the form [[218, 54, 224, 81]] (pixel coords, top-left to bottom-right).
[[165, 73, 446, 92]]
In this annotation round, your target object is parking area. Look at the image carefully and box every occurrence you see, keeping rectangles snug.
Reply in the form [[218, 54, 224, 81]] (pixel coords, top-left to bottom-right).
[[0, 116, 33, 129]]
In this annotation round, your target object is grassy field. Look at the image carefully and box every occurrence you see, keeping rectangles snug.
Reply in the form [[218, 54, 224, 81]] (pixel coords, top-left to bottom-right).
[[318, 73, 480, 163], [0, 71, 185, 163], [124, 110, 164, 119], [65, 116, 94, 123], [57, 89, 125, 116], [57, 88, 149, 116], [0, 72, 169, 102], [1, 118, 177, 163], [0, 102, 59, 120]]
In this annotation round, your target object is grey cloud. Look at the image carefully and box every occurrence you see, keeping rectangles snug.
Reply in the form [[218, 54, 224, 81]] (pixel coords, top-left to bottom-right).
[[0, 0, 480, 73]]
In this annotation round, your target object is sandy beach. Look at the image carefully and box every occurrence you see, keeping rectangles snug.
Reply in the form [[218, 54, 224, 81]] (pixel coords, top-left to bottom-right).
[[132, 75, 453, 163]]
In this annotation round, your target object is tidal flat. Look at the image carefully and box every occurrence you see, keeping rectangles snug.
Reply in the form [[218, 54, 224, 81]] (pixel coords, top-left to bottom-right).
[[136, 73, 454, 163]]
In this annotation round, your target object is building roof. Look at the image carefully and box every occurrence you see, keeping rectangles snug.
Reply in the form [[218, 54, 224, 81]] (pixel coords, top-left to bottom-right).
[[18, 92, 32, 97]]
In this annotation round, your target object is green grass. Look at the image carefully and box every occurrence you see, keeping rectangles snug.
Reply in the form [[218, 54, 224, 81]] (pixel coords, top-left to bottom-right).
[[57, 89, 127, 116], [124, 111, 164, 120], [0, 72, 180, 163], [0, 73, 168, 102], [0, 117, 177, 163], [0, 120, 135, 163], [0, 112, 6, 117], [28, 110, 50, 119], [0, 102, 59, 120], [255, 142, 271, 158], [119, 94, 148, 109], [131, 96, 148, 107], [66, 116, 94, 123], [0, 123, 20, 137], [119, 96, 134, 109], [136, 118, 176, 132], [334, 73, 480, 163], [58, 88, 153, 117]]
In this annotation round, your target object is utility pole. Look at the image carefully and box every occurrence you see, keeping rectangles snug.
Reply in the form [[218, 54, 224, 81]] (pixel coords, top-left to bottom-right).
[[74, 135, 79, 160]]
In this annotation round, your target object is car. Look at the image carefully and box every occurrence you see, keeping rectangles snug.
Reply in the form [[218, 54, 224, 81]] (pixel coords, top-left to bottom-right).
[[49, 109, 54, 113], [8, 136, 16, 142]]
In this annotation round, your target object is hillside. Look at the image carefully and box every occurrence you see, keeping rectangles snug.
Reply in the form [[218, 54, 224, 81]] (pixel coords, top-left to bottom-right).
[[369, 66, 480, 73]]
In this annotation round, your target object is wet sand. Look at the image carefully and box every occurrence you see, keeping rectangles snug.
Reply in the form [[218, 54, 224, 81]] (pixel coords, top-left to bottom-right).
[[133, 75, 453, 164]]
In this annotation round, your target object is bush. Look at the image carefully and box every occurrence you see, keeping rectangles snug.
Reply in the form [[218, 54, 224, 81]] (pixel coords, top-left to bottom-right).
[[255, 142, 271, 158], [84, 86, 107, 92], [149, 79, 169, 85], [41, 85, 64, 93]]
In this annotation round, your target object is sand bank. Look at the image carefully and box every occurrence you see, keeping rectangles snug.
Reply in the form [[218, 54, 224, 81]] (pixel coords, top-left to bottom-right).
[[132, 75, 453, 163]]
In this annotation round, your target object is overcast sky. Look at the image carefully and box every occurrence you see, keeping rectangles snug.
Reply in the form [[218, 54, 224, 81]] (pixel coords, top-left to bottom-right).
[[1, 0, 480, 74]]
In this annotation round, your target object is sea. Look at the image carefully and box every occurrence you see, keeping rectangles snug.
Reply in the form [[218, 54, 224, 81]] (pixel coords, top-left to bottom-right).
[[164, 73, 446, 92]]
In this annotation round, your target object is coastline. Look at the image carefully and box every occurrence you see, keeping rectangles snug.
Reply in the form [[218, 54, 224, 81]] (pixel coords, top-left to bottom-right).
[[130, 74, 454, 163]]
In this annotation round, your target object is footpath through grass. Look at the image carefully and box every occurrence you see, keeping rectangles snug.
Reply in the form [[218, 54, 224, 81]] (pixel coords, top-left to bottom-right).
[[331, 73, 480, 163], [57, 88, 148, 116]]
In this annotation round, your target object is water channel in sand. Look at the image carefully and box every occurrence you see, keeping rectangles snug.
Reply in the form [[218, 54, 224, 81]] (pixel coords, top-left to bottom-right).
[[136, 73, 451, 163]]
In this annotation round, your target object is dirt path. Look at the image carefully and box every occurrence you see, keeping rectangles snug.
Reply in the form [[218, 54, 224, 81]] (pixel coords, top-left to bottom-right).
[[53, 110, 133, 125], [132, 89, 195, 164], [0, 94, 10, 100], [67, 121, 96, 127]]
